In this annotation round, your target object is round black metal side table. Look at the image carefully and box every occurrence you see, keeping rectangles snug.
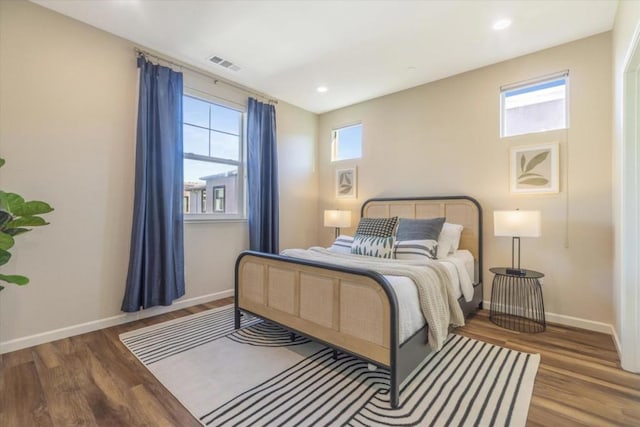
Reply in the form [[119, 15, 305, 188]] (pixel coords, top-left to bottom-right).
[[489, 267, 546, 333]]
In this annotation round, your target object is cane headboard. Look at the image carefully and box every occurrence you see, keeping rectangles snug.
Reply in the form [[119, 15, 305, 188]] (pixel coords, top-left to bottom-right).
[[361, 196, 482, 272]]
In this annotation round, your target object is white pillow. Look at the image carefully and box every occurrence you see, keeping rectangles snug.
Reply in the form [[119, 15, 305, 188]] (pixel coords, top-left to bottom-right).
[[436, 239, 453, 259], [437, 223, 464, 256], [328, 235, 354, 254]]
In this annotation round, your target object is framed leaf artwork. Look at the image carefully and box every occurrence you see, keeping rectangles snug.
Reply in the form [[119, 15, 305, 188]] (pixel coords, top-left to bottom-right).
[[510, 142, 559, 194], [336, 167, 357, 198]]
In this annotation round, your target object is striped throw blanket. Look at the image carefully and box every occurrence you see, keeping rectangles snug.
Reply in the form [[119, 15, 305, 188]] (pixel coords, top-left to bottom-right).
[[280, 247, 465, 350]]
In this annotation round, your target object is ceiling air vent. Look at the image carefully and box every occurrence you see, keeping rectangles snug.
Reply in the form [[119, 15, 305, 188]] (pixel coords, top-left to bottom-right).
[[208, 55, 241, 72]]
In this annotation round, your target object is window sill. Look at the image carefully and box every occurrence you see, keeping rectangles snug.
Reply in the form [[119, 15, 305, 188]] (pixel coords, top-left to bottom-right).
[[184, 215, 247, 224]]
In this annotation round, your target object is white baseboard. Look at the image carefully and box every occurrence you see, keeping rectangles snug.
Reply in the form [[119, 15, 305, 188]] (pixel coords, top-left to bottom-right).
[[611, 326, 623, 357], [482, 300, 614, 335], [0, 289, 234, 355]]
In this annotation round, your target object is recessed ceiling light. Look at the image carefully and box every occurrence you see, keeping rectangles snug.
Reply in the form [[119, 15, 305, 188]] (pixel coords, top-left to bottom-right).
[[407, 66, 416, 72], [492, 19, 512, 31], [316, 86, 328, 93]]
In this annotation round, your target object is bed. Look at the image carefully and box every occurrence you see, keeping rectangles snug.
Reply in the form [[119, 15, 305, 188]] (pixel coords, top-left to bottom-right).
[[234, 196, 483, 408]]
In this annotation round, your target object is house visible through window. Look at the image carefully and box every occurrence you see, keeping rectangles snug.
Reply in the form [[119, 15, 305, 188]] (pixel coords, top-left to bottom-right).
[[501, 73, 568, 138], [332, 123, 362, 161], [182, 95, 244, 218]]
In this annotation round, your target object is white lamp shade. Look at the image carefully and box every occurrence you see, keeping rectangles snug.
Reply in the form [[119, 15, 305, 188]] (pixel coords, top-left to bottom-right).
[[324, 210, 351, 228], [494, 210, 541, 237]]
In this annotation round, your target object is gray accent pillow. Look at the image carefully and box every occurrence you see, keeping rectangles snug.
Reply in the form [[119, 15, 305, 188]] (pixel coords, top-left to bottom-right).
[[396, 217, 446, 241]]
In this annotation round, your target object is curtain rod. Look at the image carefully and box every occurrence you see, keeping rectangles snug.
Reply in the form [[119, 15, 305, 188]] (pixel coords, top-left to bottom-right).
[[134, 47, 278, 104]]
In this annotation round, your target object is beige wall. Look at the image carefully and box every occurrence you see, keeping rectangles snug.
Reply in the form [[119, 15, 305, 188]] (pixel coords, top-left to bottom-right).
[[318, 33, 613, 324], [612, 0, 640, 368], [0, 0, 318, 347]]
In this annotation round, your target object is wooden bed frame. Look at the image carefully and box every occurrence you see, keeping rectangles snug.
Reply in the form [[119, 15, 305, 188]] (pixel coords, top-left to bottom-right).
[[234, 196, 483, 408]]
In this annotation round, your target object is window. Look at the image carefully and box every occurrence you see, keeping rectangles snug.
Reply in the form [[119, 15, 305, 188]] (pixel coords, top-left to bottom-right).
[[501, 73, 568, 138], [183, 95, 244, 218], [332, 123, 362, 161], [213, 186, 225, 212]]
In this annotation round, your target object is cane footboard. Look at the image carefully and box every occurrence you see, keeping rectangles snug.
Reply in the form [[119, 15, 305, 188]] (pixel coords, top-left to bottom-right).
[[235, 252, 398, 366]]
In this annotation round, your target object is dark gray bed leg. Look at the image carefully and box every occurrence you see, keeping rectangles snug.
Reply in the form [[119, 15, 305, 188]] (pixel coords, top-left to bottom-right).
[[478, 301, 484, 310], [390, 380, 399, 409], [290, 332, 296, 342], [390, 360, 399, 409], [234, 308, 241, 329]]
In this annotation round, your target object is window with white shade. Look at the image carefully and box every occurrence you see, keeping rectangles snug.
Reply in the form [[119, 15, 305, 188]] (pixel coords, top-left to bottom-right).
[[500, 73, 569, 138], [182, 95, 244, 219]]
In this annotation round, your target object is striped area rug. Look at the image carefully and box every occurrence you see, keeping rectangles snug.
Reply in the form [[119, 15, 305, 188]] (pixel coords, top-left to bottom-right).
[[120, 305, 539, 426]]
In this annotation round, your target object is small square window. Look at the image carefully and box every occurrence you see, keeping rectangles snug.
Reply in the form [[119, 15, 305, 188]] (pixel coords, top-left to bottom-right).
[[332, 124, 362, 161], [501, 74, 568, 138]]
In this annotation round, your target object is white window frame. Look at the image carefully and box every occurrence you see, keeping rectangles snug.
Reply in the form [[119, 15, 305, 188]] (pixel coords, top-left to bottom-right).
[[182, 91, 246, 222], [500, 71, 570, 138], [331, 122, 363, 162]]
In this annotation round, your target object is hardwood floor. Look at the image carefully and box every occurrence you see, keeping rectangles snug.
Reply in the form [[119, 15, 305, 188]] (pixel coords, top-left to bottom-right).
[[1, 299, 638, 426]]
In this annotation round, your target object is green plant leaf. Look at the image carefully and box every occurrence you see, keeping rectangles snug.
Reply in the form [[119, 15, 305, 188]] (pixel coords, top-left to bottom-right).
[[5, 216, 48, 228], [0, 192, 25, 213], [0, 248, 11, 266], [0, 232, 14, 250], [520, 154, 525, 173], [0, 210, 11, 228], [4, 227, 30, 236], [524, 151, 549, 173], [0, 274, 29, 285], [520, 177, 549, 186], [0, 284, 4, 292], [0, 158, 4, 168], [12, 201, 54, 216]]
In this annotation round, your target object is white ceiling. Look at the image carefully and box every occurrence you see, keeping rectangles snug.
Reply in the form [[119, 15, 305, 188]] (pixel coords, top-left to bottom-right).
[[32, 0, 618, 114]]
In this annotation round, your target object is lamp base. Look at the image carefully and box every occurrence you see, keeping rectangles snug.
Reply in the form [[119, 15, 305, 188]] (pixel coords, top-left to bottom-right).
[[505, 268, 527, 276]]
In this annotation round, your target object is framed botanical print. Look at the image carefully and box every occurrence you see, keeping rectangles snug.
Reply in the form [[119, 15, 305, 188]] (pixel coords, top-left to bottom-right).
[[510, 142, 559, 194]]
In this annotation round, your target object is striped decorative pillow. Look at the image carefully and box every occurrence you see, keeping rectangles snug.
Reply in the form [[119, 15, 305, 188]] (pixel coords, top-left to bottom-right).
[[351, 235, 395, 258], [395, 239, 438, 261], [328, 235, 354, 254]]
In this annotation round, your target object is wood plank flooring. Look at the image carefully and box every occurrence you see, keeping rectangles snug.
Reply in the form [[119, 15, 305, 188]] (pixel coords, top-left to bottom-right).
[[1, 299, 638, 426]]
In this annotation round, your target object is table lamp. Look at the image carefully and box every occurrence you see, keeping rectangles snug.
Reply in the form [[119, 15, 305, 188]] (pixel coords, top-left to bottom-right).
[[494, 210, 541, 275], [324, 210, 351, 238]]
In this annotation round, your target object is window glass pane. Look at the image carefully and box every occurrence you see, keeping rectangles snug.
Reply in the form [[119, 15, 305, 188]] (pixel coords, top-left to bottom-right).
[[502, 77, 567, 137], [333, 124, 362, 161], [183, 160, 238, 214], [184, 96, 210, 128], [211, 104, 241, 135], [183, 124, 209, 156], [184, 159, 236, 185], [211, 131, 240, 161]]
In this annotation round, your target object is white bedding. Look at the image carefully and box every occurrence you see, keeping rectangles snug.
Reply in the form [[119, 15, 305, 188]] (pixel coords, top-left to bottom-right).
[[388, 250, 475, 342]]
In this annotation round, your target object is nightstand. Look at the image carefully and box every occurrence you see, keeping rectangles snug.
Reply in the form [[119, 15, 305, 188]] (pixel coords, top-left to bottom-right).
[[489, 267, 546, 333]]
